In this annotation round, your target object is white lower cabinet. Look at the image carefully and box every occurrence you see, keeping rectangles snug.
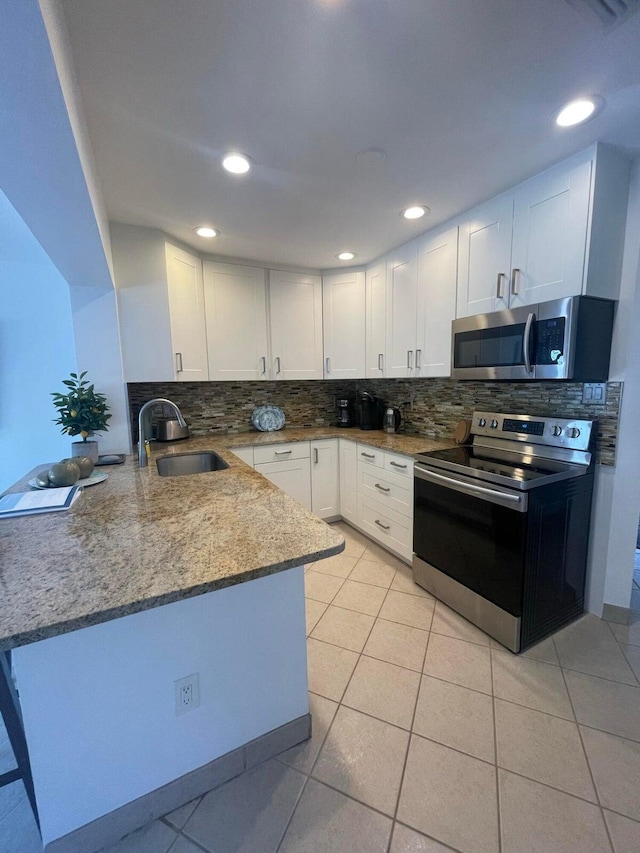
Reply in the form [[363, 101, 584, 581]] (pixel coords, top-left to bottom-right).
[[230, 446, 254, 466], [357, 495, 413, 563], [339, 439, 357, 523], [311, 439, 339, 520], [254, 456, 312, 510]]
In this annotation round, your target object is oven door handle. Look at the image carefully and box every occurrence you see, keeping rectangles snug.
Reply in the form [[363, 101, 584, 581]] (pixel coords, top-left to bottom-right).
[[415, 466, 527, 510]]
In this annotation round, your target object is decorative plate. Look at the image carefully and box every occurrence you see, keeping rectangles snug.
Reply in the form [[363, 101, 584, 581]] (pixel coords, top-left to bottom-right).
[[251, 405, 286, 432], [29, 472, 108, 490]]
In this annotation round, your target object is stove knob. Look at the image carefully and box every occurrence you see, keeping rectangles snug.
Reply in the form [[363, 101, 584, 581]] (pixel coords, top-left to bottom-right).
[[490, 419, 499, 429], [478, 418, 486, 427], [567, 427, 581, 439], [552, 425, 563, 436]]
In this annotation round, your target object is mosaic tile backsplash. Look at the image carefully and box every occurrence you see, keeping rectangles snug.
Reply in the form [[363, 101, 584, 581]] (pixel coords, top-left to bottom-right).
[[128, 379, 622, 465]]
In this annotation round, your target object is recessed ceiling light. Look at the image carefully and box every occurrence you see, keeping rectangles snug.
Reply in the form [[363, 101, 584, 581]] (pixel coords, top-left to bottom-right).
[[356, 148, 387, 167], [555, 97, 601, 127], [195, 226, 218, 238], [336, 251, 357, 261], [222, 153, 251, 174], [402, 205, 429, 220]]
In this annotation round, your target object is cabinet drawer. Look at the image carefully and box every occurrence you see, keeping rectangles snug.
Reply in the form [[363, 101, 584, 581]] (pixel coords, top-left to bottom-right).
[[383, 450, 413, 478], [357, 495, 413, 562], [356, 443, 384, 468], [254, 441, 310, 464], [357, 464, 413, 518]]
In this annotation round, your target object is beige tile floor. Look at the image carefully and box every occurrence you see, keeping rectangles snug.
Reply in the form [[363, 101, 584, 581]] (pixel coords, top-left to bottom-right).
[[3, 520, 640, 852]]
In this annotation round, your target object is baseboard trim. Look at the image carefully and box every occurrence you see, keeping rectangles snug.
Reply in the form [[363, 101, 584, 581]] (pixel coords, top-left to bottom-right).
[[44, 713, 311, 853], [602, 602, 631, 625]]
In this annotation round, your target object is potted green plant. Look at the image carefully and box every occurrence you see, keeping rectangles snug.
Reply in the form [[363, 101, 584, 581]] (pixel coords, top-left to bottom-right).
[[51, 371, 111, 463]]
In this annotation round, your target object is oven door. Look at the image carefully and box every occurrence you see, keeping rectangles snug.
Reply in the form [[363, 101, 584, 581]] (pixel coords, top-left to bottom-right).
[[413, 465, 528, 617], [451, 306, 536, 380]]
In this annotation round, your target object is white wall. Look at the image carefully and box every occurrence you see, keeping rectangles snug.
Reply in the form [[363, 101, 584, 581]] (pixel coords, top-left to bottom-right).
[[14, 567, 308, 847], [0, 191, 78, 491]]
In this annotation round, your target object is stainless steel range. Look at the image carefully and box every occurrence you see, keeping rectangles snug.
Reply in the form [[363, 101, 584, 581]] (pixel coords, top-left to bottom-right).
[[412, 411, 596, 652]]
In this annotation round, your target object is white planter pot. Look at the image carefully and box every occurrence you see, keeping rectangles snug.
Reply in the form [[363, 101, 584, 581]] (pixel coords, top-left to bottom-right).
[[72, 440, 99, 463]]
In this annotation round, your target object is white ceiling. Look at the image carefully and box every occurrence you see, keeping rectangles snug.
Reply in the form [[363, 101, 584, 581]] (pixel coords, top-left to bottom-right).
[[61, 0, 640, 270]]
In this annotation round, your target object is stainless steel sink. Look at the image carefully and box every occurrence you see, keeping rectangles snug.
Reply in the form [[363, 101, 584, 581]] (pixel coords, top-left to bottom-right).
[[156, 451, 229, 477]]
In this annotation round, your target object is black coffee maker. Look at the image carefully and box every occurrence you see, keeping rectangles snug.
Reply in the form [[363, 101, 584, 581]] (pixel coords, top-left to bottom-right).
[[336, 397, 356, 428], [358, 392, 386, 430]]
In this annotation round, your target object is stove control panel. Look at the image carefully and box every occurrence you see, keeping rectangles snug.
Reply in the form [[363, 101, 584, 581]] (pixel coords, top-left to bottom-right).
[[472, 412, 593, 451]]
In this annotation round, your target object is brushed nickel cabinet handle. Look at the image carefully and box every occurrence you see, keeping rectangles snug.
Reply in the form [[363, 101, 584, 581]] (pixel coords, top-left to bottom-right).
[[175, 352, 183, 373], [275, 356, 281, 375], [375, 519, 390, 530], [407, 350, 414, 369], [389, 461, 407, 469], [497, 273, 507, 299], [261, 356, 267, 375], [416, 349, 422, 369], [274, 449, 292, 456], [361, 452, 375, 459], [511, 268, 521, 296], [378, 353, 383, 371], [375, 483, 390, 492], [314, 448, 319, 464], [325, 356, 330, 374]]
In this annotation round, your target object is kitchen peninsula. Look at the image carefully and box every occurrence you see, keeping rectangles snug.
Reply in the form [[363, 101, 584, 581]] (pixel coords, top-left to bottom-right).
[[0, 436, 345, 852]]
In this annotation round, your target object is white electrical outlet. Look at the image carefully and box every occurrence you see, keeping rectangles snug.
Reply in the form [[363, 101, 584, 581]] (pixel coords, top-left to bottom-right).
[[174, 673, 200, 715]]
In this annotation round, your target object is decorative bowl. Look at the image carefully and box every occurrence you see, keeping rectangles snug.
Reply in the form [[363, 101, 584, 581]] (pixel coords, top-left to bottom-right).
[[251, 406, 286, 432]]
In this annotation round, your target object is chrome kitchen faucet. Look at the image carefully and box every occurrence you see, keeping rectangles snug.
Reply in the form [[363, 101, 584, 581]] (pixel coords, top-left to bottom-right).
[[137, 398, 187, 468]]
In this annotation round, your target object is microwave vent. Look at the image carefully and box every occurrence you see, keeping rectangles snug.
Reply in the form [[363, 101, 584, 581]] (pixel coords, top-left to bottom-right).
[[564, 0, 640, 30]]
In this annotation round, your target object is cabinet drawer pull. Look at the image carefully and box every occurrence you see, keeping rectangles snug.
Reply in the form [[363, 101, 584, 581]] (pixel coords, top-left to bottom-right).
[[361, 452, 376, 459], [389, 461, 407, 469], [375, 519, 390, 530], [496, 273, 507, 299], [175, 352, 183, 373], [314, 448, 319, 464], [274, 449, 292, 456], [375, 483, 390, 492], [378, 353, 384, 371], [511, 268, 521, 296]]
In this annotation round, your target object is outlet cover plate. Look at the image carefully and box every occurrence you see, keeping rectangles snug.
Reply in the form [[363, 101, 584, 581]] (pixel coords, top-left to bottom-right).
[[582, 383, 607, 405], [174, 673, 200, 715]]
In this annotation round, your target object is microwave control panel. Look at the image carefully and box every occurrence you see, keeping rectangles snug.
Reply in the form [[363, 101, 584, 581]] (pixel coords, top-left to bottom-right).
[[535, 317, 566, 365]]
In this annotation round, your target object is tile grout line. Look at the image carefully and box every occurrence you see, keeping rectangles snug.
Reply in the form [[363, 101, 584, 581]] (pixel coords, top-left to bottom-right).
[[553, 636, 616, 853], [385, 602, 436, 853], [489, 636, 503, 853]]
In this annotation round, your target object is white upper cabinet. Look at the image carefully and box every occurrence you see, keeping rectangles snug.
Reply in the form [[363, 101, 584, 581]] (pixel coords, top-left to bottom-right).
[[510, 160, 592, 309], [457, 145, 629, 318], [416, 227, 458, 377], [165, 244, 209, 381], [269, 270, 323, 380], [365, 262, 387, 378], [322, 271, 365, 379], [457, 197, 513, 317], [203, 261, 269, 381], [385, 242, 419, 377]]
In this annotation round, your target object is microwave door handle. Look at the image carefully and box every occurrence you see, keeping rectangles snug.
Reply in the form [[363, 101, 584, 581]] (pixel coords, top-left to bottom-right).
[[523, 312, 535, 374]]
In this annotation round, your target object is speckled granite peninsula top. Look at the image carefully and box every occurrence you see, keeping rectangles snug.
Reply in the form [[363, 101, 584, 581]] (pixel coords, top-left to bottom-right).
[[0, 429, 452, 651]]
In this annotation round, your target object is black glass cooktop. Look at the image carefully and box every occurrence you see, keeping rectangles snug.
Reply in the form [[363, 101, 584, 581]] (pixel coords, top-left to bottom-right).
[[414, 445, 586, 490]]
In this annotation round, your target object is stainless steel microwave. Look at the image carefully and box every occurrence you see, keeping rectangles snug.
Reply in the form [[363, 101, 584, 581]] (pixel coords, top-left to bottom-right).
[[451, 296, 615, 381]]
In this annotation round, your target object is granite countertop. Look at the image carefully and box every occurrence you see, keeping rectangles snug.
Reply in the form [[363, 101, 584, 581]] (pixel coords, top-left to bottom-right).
[[0, 428, 453, 651]]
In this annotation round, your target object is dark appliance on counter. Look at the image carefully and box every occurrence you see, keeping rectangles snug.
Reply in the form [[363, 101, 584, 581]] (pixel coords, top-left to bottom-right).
[[384, 406, 403, 434], [451, 295, 615, 381], [336, 397, 356, 428], [412, 411, 596, 653], [358, 393, 386, 430]]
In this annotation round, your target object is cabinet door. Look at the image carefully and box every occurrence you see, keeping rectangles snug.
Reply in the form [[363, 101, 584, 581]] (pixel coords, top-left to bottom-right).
[[339, 439, 357, 524], [203, 262, 269, 381], [365, 262, 387, 378], [269, 271, 323, 380], [254, 459, 312, 510], [165, 244, 209, 381], [510, 160, 592, 309], [457, 197, 513, 317], [311, 439, 339, 519], [385, 243, 418, 377], [416, 227, 458, 377], [322, 271, 365, 379]]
